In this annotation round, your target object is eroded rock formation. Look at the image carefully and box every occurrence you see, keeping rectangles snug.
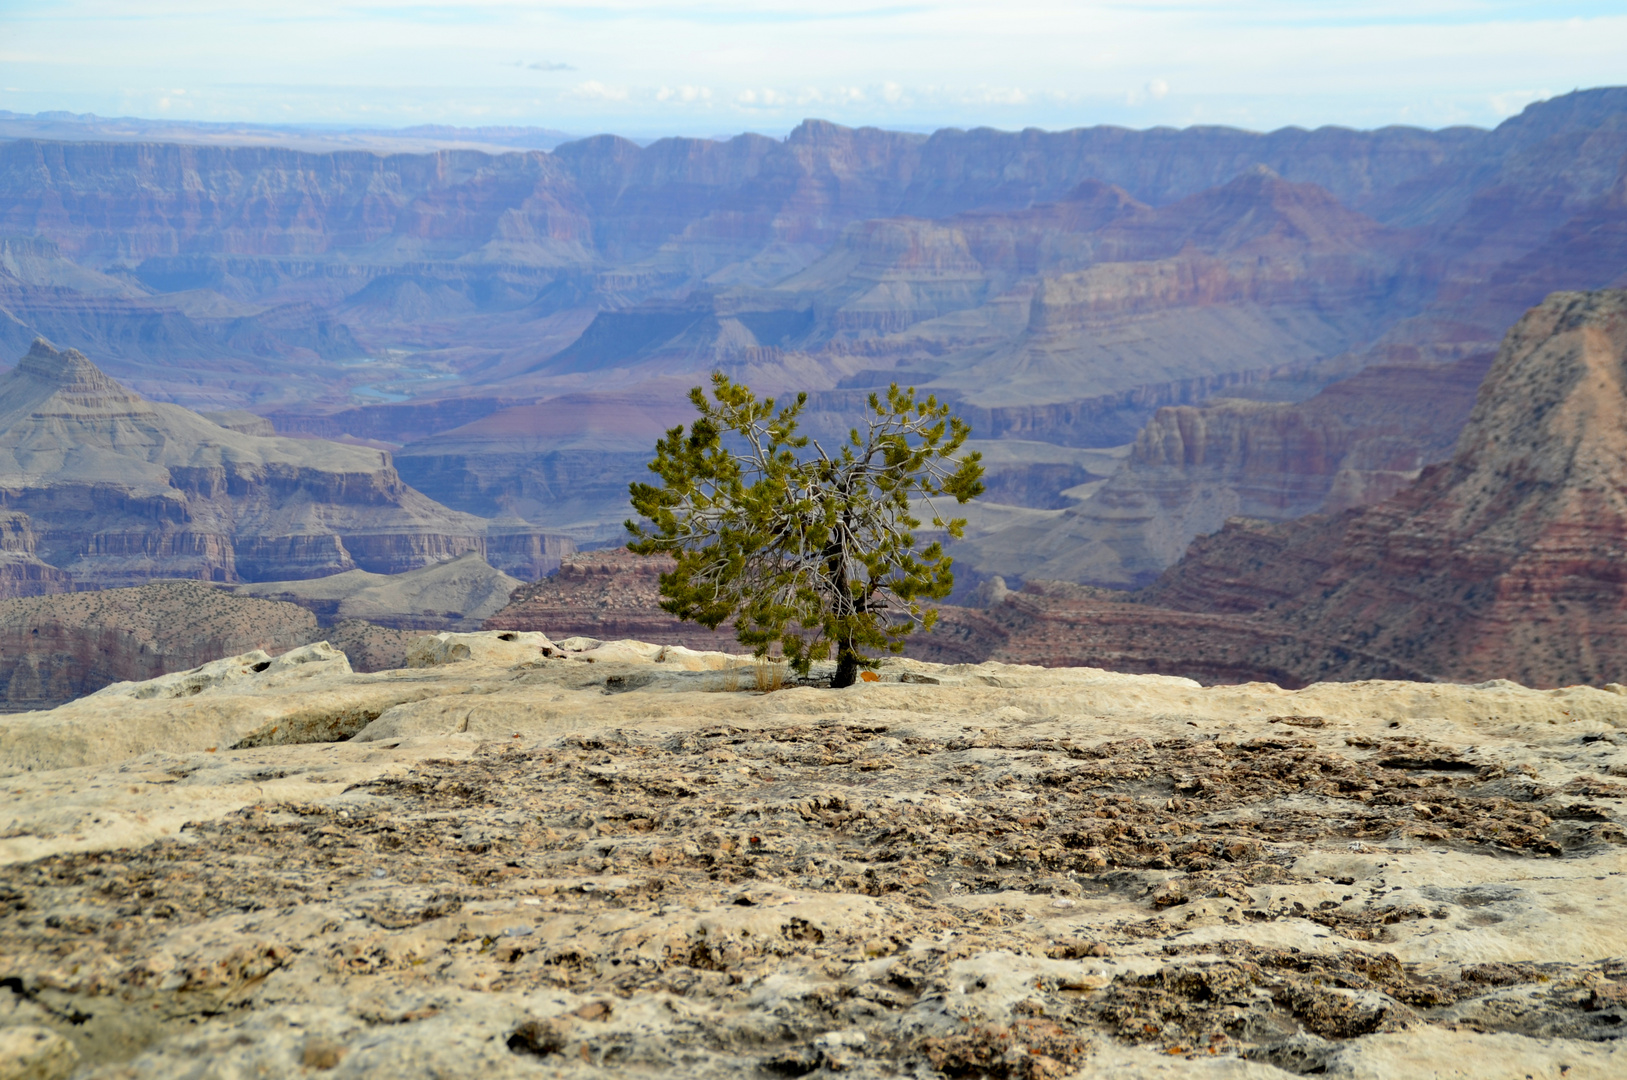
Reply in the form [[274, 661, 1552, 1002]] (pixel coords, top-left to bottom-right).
[[957, 350, 1496, 588], [4, 92, 1627, 600], [0, 339, 571, 589], [0, 581, 317, 710], [941, 290, 1627, 688], [484, 547, 737, 650]]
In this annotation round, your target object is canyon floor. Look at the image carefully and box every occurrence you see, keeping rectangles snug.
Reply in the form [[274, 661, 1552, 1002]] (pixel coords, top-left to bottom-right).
[[1, 635, 1625, 1079]]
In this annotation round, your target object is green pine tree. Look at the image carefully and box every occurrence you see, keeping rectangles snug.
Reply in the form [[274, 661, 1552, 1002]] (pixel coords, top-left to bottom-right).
[[627, 373, 984, 688]]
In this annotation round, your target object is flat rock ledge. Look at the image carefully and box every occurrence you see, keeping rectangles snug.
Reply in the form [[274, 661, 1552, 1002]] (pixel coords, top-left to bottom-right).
[[1, 633, 1625, 1079]]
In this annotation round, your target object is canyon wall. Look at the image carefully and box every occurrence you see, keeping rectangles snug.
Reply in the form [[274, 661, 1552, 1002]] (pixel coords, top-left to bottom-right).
[[960, 290, 1627, 688], [2, 91, 1625, 585]]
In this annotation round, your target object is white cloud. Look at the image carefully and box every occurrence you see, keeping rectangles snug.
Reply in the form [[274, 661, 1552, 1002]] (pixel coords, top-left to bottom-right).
[[735, 87, 787, 108], [570, 81, 629, 102], [656, 85, 712, 103], [1, 1, 1623, 133], [971, 85, 1028, 106]]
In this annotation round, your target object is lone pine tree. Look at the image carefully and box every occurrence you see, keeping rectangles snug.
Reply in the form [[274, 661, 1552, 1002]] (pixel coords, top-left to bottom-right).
[[627, 374, 984, 688]]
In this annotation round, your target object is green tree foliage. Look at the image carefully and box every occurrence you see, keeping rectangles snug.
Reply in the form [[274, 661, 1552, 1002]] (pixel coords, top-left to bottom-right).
[[627, 374, 985, 688]]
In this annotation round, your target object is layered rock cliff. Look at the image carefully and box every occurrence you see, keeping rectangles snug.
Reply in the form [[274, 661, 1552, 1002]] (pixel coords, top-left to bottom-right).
[[957, 350, 1495, 587], [0, 338, 571, 589], [3, 92, 1627, 585], [953, 290, 1627, 688], [1252, 289, 1627, 686]]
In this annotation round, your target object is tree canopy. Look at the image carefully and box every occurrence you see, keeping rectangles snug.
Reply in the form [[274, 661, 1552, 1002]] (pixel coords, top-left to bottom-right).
[[627, 374, 984, 687]]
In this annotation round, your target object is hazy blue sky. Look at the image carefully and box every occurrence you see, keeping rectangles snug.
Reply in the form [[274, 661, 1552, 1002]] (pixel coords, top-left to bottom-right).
[[1, 2, 1623, 137]]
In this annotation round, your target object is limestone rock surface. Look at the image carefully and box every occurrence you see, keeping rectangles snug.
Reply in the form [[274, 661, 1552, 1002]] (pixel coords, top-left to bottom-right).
[[1, 633, 1625, 1077]]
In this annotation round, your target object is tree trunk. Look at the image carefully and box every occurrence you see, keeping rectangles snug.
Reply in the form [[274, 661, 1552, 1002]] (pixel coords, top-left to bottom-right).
[[833, 643, 861, 688]]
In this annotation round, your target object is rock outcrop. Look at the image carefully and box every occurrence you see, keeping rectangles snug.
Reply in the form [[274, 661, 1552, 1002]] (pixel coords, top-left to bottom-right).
[[1, 635, 1625, 1077], [0, 339, 571, 589], [1249, 289, 1627, 686], [483, 547, 738, 650], [0, 581, 318, 710]]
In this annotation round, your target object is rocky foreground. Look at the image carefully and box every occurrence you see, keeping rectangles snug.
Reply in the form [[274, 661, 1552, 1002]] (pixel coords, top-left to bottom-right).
[[1, 634, 1625, 1078]]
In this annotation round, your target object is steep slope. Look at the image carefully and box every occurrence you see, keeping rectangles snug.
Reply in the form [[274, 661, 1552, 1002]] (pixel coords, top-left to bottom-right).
[[1262, 289, 1627, 685], [1008, 289, 1627, 688], [0, 581, 317, 709], [0, 338, 570, 588]]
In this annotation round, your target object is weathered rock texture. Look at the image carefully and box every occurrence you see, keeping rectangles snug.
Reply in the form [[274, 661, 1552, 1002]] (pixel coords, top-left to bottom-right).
[[1245, 289, 1627, 686], [484, 547, 737, 650], [0, 339, 571, 589], [0, 581, 317, 710], [0, 636, 1624, 1078]]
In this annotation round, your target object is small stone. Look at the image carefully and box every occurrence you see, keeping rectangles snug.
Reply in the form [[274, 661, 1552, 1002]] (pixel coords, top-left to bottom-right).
[[571, 1000, 612, 1021], [300, 1039, 346, 1071]]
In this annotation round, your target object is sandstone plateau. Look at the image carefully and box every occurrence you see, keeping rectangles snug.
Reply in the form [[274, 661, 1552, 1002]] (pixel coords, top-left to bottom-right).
[[0, 633, 1625, 1078]]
